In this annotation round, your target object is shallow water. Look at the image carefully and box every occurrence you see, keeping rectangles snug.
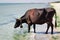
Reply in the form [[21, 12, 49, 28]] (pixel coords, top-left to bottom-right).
[[0, 3, 51, 40]]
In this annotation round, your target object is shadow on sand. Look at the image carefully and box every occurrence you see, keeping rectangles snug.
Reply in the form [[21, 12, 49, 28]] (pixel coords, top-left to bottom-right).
[[35, 31, 60, 34]]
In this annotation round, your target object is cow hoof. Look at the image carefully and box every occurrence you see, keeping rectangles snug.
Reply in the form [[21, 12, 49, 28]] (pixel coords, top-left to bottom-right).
[[28, 31, 30, 33], [51, 32, 53, 34], [34, 32, 36, 33], [45, 32, 48, 34]]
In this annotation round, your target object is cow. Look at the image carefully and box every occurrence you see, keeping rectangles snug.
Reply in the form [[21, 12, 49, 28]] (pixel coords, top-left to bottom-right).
[[14, 8, 57, 34]]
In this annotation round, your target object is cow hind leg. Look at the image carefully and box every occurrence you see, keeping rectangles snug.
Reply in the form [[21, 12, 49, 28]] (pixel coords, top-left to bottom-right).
[[50, 23, 54, 34], [45, 23, 50, 34]]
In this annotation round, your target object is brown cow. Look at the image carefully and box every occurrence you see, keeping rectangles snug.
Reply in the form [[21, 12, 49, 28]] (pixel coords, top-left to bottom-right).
[[14, 8, 57, 34]]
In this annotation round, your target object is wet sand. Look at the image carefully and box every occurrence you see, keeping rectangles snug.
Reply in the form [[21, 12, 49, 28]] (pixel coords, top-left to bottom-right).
[[29, 25, 60, 40]]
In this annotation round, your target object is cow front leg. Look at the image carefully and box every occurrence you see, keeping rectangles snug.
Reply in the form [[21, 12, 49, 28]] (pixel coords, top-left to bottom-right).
[[28, 24, 31, 33], [33, 24, 36, 33]]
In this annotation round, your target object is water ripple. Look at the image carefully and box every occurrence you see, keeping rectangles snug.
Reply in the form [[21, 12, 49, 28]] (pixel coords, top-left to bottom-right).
[[0, 20, 15, 26]]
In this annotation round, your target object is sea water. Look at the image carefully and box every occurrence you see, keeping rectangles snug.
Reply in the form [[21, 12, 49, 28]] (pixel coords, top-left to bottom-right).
[[0, 3, 51, 40]]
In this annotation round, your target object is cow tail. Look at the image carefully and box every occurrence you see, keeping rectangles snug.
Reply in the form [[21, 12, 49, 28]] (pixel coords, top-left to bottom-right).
[[54, 9, 57, 28]]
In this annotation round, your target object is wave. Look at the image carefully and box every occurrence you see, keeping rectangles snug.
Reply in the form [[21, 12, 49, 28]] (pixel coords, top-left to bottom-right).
[[0, 19, 15, 26]]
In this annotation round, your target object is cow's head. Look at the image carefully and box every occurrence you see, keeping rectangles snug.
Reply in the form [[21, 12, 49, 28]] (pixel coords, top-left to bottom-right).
[[14, 18, 23, 28]]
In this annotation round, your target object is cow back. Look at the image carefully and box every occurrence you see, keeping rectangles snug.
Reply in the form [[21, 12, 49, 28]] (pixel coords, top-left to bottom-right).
[[24, 8, 56, 23], [27, 8, 46, 23]]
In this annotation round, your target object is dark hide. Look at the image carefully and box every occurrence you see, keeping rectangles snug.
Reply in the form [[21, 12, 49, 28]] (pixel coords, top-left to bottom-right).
[[14, 8, 57, 34]]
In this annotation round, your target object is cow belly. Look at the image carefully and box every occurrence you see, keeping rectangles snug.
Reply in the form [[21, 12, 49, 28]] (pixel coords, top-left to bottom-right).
[[30, 15, 39, 23], [32, 19, 47, 24]]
